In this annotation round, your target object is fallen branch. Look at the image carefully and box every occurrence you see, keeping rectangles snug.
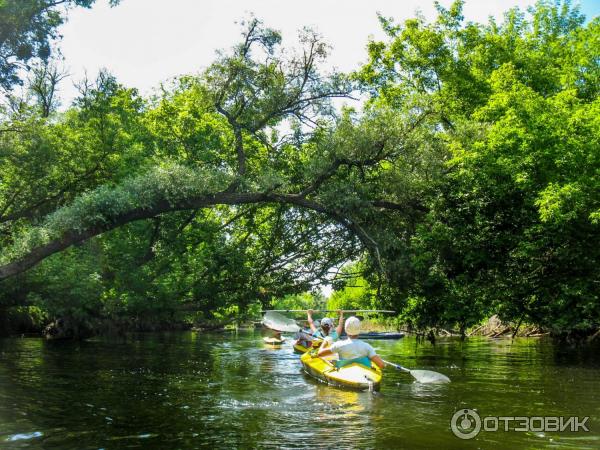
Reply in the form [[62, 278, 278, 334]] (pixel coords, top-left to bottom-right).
[[491, 326, 512, 338]]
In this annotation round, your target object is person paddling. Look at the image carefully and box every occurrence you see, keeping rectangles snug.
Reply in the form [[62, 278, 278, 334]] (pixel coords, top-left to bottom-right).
[[318, 316, 385, 369], [307, 309, 344, 343]]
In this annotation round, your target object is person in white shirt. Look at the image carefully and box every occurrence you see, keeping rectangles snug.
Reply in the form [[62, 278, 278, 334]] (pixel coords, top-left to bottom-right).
[[318, 316, 385, 369]]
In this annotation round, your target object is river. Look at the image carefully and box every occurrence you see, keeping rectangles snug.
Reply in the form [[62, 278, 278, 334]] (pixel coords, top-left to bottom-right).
[[0, 331, 599, 449]]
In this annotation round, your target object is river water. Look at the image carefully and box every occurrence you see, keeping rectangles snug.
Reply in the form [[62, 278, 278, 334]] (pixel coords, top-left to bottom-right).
[[0, 331, 599, 449]]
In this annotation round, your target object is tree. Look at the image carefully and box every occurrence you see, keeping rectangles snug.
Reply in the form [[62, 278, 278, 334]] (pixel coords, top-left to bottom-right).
[[28, 60, 67, 117], [0, 19, 423, 281], [0, 0, 119, 91], [0, 70, 146, 230], [357, 0, 600, 335], [2, 2, 598, 338]]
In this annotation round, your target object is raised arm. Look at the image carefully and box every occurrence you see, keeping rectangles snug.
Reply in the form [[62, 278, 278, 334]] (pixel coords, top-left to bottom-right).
[[307, 309, 317, 333], [335, 310, 344, 337]]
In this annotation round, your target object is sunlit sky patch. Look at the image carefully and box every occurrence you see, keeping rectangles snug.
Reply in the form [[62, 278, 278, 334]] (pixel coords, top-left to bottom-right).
[[54, 0, 598, 106]]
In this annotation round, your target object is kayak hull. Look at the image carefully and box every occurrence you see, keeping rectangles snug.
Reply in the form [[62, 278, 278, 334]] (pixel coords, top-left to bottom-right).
[[293, 338, 322, 353], [339, 332, 405, 340], [300, 351, 382, 391]]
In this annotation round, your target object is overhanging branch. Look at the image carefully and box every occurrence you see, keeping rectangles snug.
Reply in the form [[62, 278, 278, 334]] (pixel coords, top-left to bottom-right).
[[0, 185, 390, 282]]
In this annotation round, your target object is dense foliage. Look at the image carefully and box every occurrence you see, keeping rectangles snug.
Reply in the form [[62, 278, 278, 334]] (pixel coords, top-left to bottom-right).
[[0, 1, 598, 338], [356, 0, 600, 335]]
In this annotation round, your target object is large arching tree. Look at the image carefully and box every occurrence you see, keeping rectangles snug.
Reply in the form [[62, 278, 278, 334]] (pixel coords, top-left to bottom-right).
[[6, 1, 595, 338], [0, 19, 431, 285]]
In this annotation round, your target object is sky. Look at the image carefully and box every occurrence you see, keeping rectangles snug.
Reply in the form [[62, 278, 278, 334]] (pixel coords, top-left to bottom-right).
[[54, 0, 599, 106]]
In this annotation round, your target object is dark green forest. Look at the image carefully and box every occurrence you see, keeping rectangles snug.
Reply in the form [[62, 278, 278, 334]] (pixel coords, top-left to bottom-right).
[[0, 0, 598, 339]]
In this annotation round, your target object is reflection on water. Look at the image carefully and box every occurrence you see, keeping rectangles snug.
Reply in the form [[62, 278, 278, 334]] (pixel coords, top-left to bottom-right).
[[0, 332, 599, 449]]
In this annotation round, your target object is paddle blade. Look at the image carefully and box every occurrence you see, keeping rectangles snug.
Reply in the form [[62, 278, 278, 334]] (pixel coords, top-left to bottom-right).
[[262, 311, 300, 333], [409, 369, 450, 384]]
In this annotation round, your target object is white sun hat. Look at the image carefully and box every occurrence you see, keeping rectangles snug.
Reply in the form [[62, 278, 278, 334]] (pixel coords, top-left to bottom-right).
[[344, 316, 361, 335], [321, 317, 334, 328]]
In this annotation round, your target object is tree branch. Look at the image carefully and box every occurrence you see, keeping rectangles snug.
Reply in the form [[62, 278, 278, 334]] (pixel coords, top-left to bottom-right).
[[0, 186, 390, 281]]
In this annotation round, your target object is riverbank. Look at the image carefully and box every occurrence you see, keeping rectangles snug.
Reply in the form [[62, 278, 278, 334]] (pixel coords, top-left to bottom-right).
[[408, 315, 600, 344], [3, 308, 598, 345]]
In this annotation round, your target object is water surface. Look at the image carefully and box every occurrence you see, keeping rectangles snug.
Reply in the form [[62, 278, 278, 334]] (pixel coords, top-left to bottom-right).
[[0, 332, 598, 449]]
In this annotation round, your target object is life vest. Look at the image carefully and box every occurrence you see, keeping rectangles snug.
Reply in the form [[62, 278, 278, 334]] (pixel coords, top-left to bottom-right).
[[335, 356, 372, 369], [312, 329, 339, 341]]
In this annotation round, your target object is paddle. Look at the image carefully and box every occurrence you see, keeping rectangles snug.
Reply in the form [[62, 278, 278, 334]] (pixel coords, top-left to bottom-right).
[[382, 359, 450, 384], [261, 310, 395, 333], [262, 311, 301, 333]]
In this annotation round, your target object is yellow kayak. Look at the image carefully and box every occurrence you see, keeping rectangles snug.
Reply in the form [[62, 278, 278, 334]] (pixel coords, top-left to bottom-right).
[[293, 338, 322, 353], [300, 350, 382, 391]]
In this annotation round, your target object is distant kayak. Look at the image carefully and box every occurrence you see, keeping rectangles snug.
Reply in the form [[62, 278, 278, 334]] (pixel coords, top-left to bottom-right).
[[300, 351, 382, 391], [263, 337, 285, 346], [339, 332, 405, 340], [360, 332, 405, 340]]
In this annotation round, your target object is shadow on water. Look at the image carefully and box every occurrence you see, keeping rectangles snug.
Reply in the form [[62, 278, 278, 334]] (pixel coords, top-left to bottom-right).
[[0, 332, 599, 449]]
